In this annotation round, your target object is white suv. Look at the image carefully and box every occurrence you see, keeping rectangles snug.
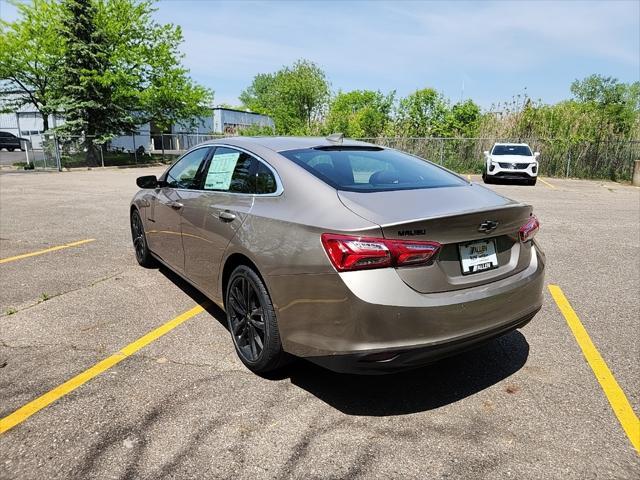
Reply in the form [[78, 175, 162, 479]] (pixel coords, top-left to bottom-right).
[[482, 143, 539, 185]]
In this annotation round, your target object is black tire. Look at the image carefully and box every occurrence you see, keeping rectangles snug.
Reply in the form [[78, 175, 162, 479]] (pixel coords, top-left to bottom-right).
[[130, 209, 156, 268], [529, 177, 537, 186], [7, 147, 15, 152], [225, 265, 286, 374], [483, 172, 493, 184]]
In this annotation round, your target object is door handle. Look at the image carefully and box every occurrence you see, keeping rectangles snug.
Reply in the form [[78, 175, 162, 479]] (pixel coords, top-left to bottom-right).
[[218, 210, 236, 222], [165, 201, 183, 210]]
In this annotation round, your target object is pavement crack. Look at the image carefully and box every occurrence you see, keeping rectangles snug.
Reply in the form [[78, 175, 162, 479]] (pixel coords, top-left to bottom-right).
[[0, 339, 107, 355], [136, 353, 219, 369], [0, 270, 125, 318]]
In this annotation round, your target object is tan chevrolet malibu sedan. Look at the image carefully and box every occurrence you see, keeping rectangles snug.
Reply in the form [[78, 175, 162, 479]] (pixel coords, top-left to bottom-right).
[[130, 136, 545, 374]]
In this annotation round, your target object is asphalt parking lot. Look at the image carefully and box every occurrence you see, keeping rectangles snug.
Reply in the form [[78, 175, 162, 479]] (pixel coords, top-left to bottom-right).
[[0, 167, 638, 479]]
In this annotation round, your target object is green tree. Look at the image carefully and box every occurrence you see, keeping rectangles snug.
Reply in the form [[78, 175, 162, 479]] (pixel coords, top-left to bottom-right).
[[240, 59, 329, 134], [396, 88, 448, 137], [570, 74, 639, 137], [57, 0, 212, 163], [57, 0, 132, 165], [1, 0, 211, 164], [0, 0, 64, 131], [445, 99, 481, 138], [325, 90, 395, 138]]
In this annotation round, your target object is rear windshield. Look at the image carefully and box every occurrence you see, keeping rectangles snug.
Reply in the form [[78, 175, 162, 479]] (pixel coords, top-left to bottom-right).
[[280, 147, 466, 192], [491, 145, 532, 156]]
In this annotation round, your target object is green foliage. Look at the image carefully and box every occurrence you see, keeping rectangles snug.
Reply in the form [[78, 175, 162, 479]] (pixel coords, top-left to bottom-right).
[[57, 1, 212, 144], [0, 0, 64, 130], [570, 74, 639, 136], [325, 90, 395, 138], [57, 0, 132, 152], [445, 100, 481, 138], [396, 88, 449, 137], [240, 59, 329, 134], [237, 124, 276, 136], [1, 0, 211, 161]]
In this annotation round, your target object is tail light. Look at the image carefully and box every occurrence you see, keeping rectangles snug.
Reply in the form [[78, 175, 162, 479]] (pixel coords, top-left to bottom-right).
[[519, 215, 540, 243], [321, 233, 441, 272]]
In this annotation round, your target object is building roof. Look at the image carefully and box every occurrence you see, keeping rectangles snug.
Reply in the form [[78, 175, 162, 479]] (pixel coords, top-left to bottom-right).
[[212, 107, 271, 117], [202, 136, 375, 153]]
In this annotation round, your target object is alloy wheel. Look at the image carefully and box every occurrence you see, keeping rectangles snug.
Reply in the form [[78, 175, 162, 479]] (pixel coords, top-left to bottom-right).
[[228, 275, 265, 362], [131, 212, 146, 262]]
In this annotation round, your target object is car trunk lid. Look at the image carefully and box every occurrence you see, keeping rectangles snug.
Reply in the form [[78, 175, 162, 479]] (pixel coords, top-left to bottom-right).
[[337, 184, 534, 293]]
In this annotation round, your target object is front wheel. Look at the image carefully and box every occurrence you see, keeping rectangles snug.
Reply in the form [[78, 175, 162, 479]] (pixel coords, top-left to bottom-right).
[[130, 209, 156, 268], [226, 265, 287, 374], [528, 177, 537, 186]]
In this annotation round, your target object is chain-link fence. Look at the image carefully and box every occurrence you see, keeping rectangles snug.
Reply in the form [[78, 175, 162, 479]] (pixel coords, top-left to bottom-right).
[[10, 132, 639, 181], [359, 137, 640, 181]]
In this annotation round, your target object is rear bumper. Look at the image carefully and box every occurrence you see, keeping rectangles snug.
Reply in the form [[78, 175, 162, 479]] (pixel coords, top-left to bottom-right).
[[266, 244, 545, 370], [309, 308, 538, 374]]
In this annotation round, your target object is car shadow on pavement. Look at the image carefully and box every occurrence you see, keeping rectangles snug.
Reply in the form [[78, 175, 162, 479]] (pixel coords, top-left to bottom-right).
[[287, 332, 529, 416], [159, 266, 530, 417]]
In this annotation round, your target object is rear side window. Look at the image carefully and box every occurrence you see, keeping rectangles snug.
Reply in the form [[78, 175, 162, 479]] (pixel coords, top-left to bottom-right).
[[254, 162, 277, 194], [204, 147, 253, 193], [280, 147, 466, 192]]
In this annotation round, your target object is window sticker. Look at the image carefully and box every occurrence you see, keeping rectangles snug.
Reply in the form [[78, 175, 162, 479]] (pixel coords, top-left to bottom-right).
[[205, 152, 240, 190]]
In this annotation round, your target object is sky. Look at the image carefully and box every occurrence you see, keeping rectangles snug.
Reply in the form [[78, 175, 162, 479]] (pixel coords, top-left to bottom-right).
[[1, 0, 639, 109]]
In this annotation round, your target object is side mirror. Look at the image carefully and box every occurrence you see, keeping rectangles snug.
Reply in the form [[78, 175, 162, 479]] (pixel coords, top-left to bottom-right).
[[534, 152, 540, 158], [483, 151, 490, 156], [136, 175, 158, 189]]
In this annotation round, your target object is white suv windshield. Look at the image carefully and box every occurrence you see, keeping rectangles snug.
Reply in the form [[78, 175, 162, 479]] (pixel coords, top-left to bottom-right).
[[492, 145, 532, 156]]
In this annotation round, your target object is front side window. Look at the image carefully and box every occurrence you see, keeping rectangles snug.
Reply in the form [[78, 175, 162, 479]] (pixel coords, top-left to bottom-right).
[[166, 147, 211, 189], [491, 145, 532, 156], [204, 147, 253, 193], [280, 147, 465, 192]]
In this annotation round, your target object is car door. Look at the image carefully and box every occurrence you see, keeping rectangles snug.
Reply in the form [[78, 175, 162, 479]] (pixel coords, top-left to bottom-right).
[[146, 146, 212, 273], [180, 146, 256, 297]]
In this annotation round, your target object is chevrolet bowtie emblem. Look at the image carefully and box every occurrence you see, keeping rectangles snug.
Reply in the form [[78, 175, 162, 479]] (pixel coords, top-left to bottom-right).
[[478, 220, 499, 233]]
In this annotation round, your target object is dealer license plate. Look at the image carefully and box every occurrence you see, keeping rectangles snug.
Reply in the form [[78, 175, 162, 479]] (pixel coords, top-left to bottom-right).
[[459, 239, 498, 275]]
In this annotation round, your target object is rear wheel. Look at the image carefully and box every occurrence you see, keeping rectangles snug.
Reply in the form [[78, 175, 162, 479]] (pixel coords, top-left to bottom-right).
[[226, 265, 286, 374], [130, 209, 156, 268], [7, 147, 15, 152]]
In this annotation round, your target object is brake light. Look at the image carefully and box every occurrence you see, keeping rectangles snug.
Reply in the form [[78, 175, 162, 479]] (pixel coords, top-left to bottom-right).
[[519, 216, 540, 242], [321, 233, 441, 272]]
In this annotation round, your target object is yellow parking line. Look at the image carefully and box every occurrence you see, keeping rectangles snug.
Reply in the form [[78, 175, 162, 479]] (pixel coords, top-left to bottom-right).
[[0, 304, 206, 435], [538, 177, 556, 189], [0, 239, 96, 264], [548, 285, 640, 453], [467, 174, 471, 181]]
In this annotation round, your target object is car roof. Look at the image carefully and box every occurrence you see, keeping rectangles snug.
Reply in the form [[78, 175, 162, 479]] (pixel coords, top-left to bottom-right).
[[201, 136, 377, 153]]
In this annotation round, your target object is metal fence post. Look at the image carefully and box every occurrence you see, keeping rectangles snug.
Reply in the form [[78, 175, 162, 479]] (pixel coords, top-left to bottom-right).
[[54, 133, 62, 171], [100, 144, 105, 168], [132, 133, 137, 164], [24, 141, 30, 166], [566, 150, 571, 178], [439, 139, 444, 165]]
